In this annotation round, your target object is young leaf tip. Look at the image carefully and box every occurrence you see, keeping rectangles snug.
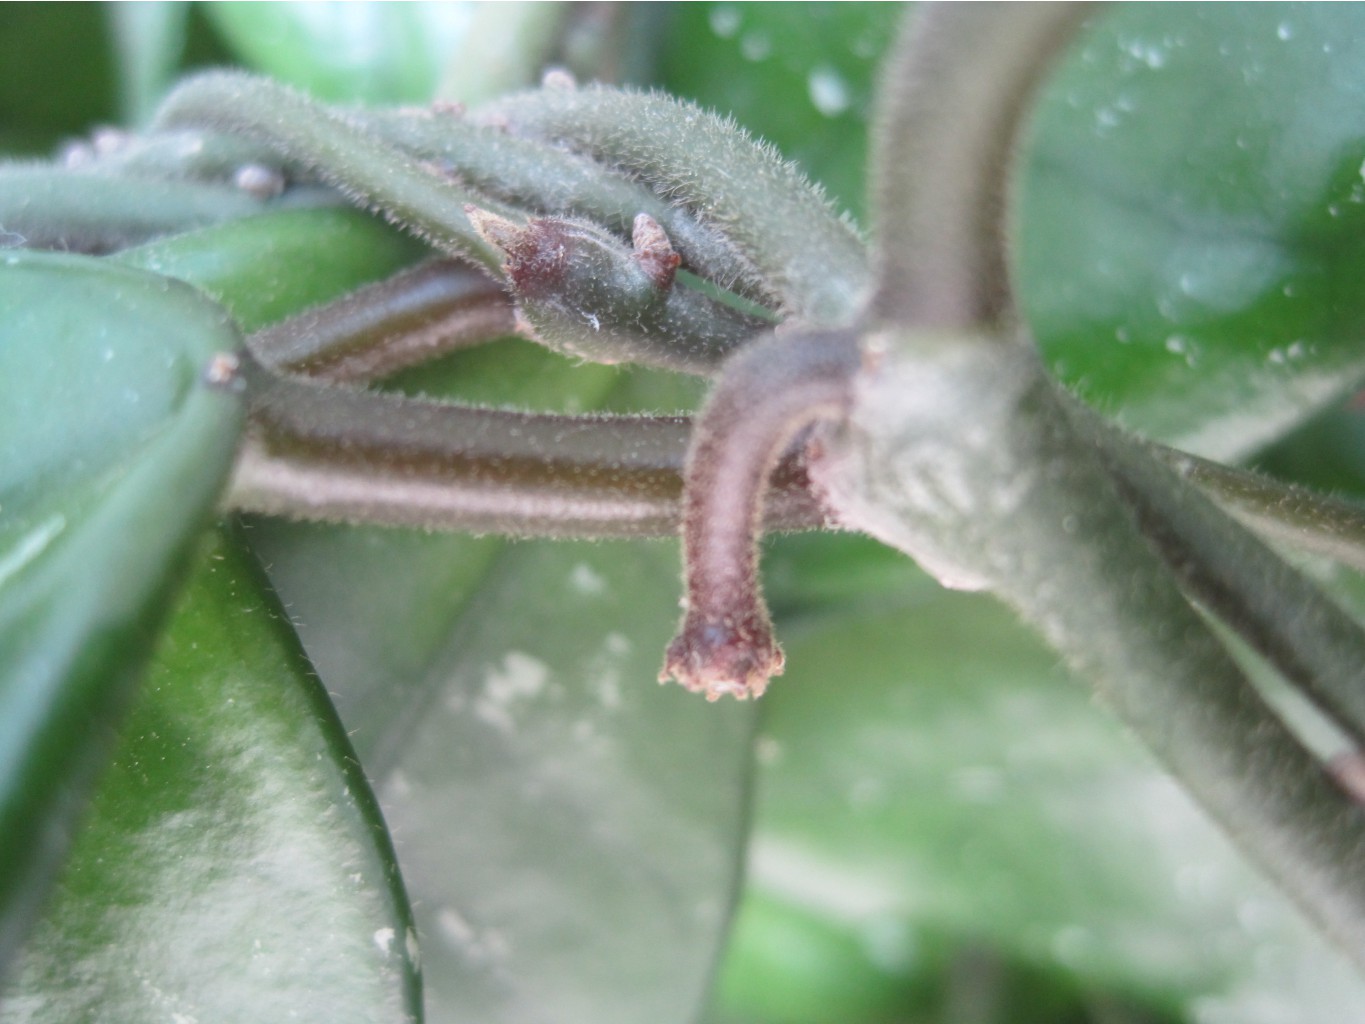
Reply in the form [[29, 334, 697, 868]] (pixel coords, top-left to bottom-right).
[[659, 611, 784, 701], [466, 205, 568, 294]]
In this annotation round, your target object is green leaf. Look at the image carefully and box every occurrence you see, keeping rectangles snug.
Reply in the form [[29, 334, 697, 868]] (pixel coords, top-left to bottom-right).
[[249, 341, 754, 1021], [203, 2, 498, 104], [116, 206, 426, 333], [657, 2, 900, 225], [0, 252, 244, 966], [734, 577, 1365, 1021], [358, 540, 753, 1024], [1022, 3, 1365, 460], [0, 5, 117, 154], [1, 528, 420, 1022], [106, 1, 191, 125]]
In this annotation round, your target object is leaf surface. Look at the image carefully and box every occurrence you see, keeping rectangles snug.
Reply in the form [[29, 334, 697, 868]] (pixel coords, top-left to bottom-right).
[[727, 577, 1365, 1022], [2, 529, 420, 1023], [0, 252, 243, 966], [1023, 4, 1365, 459]]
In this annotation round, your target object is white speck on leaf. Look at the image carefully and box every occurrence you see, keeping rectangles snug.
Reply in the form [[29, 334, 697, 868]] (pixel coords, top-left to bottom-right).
[[569, 562, 607, 595], [808, 64, 851, 117], [474, 651, 550, 732], [373, 927, 395, 955], [708, 4, 740, 39], [740, 30, 771, 61]]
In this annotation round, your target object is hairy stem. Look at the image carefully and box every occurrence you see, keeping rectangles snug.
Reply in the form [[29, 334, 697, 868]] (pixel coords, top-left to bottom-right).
[[248, 260, 515, 383], [227, 357, 825, 539], [359, 104, 760, 302], [1149, 444, 1365, 574], [661, 330, 859, 700], [869, 3, 1092, 331], [62, 128, 294, 187], [1085, 415, 1365, 750], [815, 334, 1365, 968], [477, 85, 868, 324], [154, 72, 508, 273], [0, 165, 295, 253]]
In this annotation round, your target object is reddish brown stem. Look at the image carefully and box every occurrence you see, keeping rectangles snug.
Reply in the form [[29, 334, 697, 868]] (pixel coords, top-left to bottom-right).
[[227, 356, 827, 539], [661, 329, 859, 700], [248, 259, 515, 383]]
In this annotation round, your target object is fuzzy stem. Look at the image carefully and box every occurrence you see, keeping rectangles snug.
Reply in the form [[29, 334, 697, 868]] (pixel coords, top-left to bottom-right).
[[0, 165, 288, 253], [477, 85, 868, 324], [1148, 444, 1365, 574], [815, 334, 1365, 968], [869, 3, 1092, 331], [1085, 415, 1365, 750], [247, 260, 514, 383], [63, 128, 292, 186], [153, 72, 508, 273], [227, 357, 825, 539], [661, 330, 859, 700], [359, 106, 760, 303]]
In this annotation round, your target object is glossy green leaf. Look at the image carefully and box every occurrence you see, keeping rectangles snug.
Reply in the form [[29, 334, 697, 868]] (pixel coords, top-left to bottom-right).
[[1, 528, 420, 1023], [116, 206, 425, 333], [730, 576, 1365, 1022], [0, 252, 244, 966], [658, 2, 899, 224], [1023, 3, 1365, 460]]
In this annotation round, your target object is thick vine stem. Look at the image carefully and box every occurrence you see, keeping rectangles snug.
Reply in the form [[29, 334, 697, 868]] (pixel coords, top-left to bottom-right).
[[227, 356, 826, 539], [248, 260, 515, 383], [869, 3, 1092, 332], [813, 331, 1365, 968], [660, 329, 859, 701]]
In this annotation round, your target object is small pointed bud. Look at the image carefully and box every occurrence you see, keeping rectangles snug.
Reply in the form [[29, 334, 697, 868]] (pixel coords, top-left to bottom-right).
[[631, 213, 681, 292], [465, 206, 570, 294]]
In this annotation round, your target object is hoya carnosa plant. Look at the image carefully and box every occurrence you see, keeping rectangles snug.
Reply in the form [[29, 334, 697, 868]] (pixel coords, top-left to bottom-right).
[[7, 0, 1365, 996]]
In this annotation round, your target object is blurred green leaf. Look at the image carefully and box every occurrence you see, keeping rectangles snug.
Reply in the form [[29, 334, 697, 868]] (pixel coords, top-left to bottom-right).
[[1023, 3, 1365, 460], [0, 252, 244, 966], [2, 528, 420, 1023], [356, 540, 753, 1024], [658, 2, 898, 224], [107, 2, 191, 126], [0, 5, 116, 154], [710, 890, 1172, 1024], [204, 2, 502, 103], [728, 576, 1365, 1022]]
